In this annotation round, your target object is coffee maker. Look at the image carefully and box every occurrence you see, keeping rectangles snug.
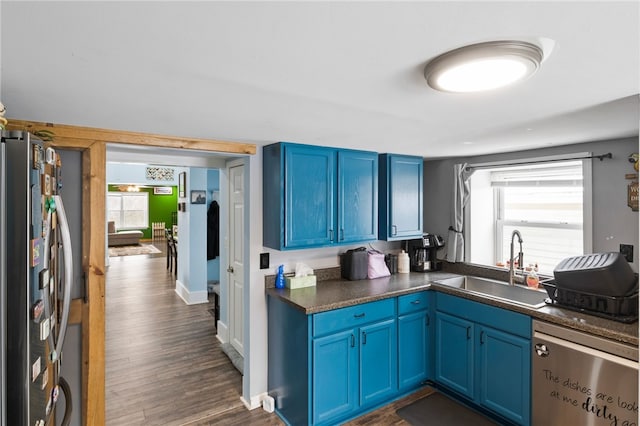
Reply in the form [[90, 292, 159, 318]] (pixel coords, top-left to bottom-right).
[[406, 233, 444, 272]]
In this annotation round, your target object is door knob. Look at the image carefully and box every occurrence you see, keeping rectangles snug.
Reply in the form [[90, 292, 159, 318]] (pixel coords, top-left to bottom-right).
[[227, 266, 234, 273]]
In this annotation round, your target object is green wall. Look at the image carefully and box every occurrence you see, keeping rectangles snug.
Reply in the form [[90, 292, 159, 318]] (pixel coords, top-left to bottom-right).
[[108, 185, 178, 239]]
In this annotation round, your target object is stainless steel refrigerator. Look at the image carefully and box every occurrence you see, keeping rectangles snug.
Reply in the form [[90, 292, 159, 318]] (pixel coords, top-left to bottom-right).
[[1, 130, 74, 426]]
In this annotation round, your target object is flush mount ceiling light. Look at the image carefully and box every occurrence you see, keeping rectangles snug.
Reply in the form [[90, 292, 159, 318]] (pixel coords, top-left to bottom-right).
[[424, 40, 544, 93]]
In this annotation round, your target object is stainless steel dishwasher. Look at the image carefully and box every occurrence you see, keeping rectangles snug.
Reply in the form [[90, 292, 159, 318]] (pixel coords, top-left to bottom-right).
[[532, 320, 638, 426]]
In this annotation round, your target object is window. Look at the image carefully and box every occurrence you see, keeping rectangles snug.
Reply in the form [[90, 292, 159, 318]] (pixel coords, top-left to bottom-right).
[[107, 191, 149, 230], [466, 156, 592, 275]]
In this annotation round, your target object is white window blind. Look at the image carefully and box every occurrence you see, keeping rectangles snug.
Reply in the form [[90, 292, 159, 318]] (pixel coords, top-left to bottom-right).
[[107, 191, 149, 230], [468, 158, 591, 275]]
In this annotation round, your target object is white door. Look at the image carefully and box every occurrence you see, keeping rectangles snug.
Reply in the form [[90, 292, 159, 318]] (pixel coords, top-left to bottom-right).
[[228, 162, 244, 356]]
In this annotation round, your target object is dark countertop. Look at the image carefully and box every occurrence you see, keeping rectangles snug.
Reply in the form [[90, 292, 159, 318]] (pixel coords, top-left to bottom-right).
[[266, 271, 457, 313], [266, 271, 638, 347]]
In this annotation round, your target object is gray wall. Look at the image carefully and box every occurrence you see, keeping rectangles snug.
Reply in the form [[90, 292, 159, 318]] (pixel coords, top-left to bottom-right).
[[56, 150, 83, 426], [423, 137, 639, 272]]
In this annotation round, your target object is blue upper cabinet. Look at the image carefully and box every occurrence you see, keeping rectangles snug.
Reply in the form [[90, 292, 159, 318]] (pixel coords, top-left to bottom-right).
[[338, 150, 378, 243], [263, 142, 378, 250], [285, 145, 336, 248], [379, 154, 423, 240]]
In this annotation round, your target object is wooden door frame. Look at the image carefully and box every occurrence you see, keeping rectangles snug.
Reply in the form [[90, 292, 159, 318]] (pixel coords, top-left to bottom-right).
[[6, 119, 256, 425]]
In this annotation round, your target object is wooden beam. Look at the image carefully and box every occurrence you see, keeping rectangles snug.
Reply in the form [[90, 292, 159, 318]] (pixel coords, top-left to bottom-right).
[[69, 298, 83, 325], [82, 142, 106, 426], [6, 119, 257, 154]]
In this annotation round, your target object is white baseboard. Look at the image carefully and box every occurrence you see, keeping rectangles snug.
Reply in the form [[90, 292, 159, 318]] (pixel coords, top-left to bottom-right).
[[241, 392, 268, 410], [216, 321, 229, 343], [174, 280, 209, 305]]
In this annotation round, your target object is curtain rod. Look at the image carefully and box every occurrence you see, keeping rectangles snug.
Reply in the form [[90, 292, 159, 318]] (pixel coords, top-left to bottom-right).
[[465, 153, 612, 171]]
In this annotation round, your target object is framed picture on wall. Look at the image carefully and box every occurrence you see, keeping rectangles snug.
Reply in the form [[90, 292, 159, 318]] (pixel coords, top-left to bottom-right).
[[191, 190, 206, 204], [153, 186, 173, 195], [178, 172, 186, 198]]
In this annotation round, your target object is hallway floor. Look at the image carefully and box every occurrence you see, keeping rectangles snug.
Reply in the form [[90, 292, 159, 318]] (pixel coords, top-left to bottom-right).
[[105, 244, 282, 425], [105, 239, 424, 425]]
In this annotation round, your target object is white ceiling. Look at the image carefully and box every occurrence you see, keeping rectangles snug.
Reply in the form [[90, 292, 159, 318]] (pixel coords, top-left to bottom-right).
[[2, 1, 639, 159]]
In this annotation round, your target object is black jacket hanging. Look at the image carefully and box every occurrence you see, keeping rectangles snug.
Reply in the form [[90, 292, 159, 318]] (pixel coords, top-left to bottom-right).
[[207, 200, 220, 260]]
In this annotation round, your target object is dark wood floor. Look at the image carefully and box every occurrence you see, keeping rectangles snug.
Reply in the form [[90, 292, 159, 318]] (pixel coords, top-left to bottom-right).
[[105, 239, 425, 425], [105, 241, 283, 425]]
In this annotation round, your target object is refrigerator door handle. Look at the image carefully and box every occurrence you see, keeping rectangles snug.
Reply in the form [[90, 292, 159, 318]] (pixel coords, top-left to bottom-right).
[[42, 209, 52, 270], [52, 195, 73, 360], [42, 208, 57, 353]]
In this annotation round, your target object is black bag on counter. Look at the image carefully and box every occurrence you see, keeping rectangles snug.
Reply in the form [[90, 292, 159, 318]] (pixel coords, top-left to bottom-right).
[[341, 247, 368, 280], [385, 254, 398, 274]]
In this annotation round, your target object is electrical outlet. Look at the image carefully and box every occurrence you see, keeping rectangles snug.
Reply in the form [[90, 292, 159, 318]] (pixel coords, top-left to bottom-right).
[[620, 244, 634, 262], [260, 253, 270, 269]]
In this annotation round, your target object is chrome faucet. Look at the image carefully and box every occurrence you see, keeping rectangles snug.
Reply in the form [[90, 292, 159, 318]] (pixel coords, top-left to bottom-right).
[[509, 230, 525, 286]]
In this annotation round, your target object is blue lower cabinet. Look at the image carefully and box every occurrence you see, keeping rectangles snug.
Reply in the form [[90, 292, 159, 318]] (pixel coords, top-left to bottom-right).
[[435, 312, 475, 399], [435, 293, 531, 425], [269, 291, 530, 425], [310, 299, 397, 425], [397, 291, 432, 390], [312, 329, 358, 424], [312, 318, 397, 425], [398, 310, 430, 390], [478, 326, 530, 425], [359, 319, 397, 406]]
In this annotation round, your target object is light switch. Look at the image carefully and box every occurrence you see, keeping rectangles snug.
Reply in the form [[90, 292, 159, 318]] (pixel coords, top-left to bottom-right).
[[260, 253, 270, 269]]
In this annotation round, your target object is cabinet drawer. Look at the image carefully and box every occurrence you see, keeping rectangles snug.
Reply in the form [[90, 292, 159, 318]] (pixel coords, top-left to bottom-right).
[[398, 291, 429, 315], [436, 293, 530, 338], [313, 298, 395, 337]]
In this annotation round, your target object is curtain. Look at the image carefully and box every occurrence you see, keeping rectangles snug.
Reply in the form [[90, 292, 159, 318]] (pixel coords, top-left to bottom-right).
[[446, 163, 473, 262]]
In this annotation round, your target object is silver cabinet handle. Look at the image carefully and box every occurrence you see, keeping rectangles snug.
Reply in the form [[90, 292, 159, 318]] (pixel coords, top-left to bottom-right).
[[392, 225, 397, 236]]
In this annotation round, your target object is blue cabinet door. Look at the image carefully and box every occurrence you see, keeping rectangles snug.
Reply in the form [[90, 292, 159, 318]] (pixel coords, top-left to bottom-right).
[[312, 329, 357, 425], [359, 318, 397, 407], [398, 310, 429, 390], [264, 142, 379, 249], [379, 154, 423, 240], [478, 326, 531, 425], [338, 150, 378, 243], [389, 155, 423, 238], [285, 145, 336, 248], [435, 312, 474, 399]]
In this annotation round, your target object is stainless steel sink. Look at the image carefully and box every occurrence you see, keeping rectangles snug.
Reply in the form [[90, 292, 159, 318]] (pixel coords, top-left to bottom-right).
[[434, 275, 548, 308]]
